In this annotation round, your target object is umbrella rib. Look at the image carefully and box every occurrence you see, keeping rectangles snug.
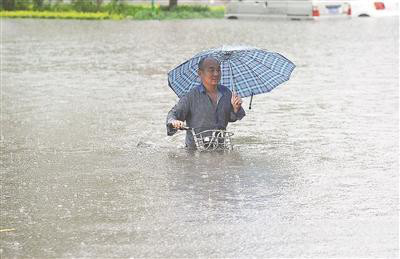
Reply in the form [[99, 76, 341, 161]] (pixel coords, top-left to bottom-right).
[[168, 60, 201, 97], [229, 60, 257, 97], [172, 51, 215, 82], [169, 50, 228, 97], [249, 50, 295, 79], [242, 52, 294, 91], [242, 55, 289, 89], [230, 57, 284, 97]]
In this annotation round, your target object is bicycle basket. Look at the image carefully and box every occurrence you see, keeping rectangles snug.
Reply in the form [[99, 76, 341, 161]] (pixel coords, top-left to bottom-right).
[[191, 129, 234, 152]]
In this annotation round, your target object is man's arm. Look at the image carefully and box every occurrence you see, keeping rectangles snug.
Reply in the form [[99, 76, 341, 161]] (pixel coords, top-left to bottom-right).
[[166, 94, 190, 136]]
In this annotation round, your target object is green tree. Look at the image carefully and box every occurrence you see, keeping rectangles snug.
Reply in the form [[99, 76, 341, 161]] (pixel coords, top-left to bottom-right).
[[95, 0, 102, 11], [71, 0, 98, 12], [33, 0, 44, 10], [1, 0, 16, 10], [108, 0, 123, 13], [169, 0, 177, 10]]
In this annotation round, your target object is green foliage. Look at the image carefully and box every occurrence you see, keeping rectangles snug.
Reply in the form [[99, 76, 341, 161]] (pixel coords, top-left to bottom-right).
[[32, 0, 43, 10], [0, 0, 31, 10], [0, 1, 225, 20], [105, 0, 124, 14], [0, 10, 122, 19], [71, 0, 98, 12], [1, 0, 15, 10], [102, 4, 223, 20], [157, 5, 224, 20], [160, 5, 209, 13], [101, 1, 153, 17], [15, 0, 30, 10], [49, 2, 73, 12]]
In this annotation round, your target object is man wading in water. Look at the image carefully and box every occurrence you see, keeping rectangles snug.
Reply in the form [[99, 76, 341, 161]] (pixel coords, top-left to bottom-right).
[[166, 57, 246, 149]]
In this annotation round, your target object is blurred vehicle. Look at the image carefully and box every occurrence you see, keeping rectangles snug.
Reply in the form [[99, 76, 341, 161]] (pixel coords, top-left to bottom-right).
[[348, 0, 399, 17], [225, 0, 352, 20]]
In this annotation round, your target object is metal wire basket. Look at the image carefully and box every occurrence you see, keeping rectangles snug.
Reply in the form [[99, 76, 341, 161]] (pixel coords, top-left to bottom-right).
[[190, 128, 234, 152]]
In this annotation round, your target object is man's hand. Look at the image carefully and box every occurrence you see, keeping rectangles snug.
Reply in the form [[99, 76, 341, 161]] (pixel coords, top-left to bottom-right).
[[171, 120, 185, 129], [231, 93, 243, 113]]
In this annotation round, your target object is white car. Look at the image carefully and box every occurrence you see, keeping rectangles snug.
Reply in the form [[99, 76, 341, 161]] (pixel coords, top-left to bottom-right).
[[225, 0, 352, 20], [348, 0, 399, 17]]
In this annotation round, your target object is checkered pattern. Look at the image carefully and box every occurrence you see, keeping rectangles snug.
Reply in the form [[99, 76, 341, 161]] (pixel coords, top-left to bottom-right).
[[168, 46, 295, 98]]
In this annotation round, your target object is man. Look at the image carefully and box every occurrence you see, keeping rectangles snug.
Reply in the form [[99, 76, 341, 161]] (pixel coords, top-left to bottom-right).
[[166, 56, 245, 149]]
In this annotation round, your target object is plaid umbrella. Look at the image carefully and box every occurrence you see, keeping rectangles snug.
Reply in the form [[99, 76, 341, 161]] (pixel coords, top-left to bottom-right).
[[168, 46, 295, 104]]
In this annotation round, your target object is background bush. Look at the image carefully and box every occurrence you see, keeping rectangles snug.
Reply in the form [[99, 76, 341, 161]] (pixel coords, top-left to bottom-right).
[[1, 0, 225, 20], [1, 0, 30, 10]]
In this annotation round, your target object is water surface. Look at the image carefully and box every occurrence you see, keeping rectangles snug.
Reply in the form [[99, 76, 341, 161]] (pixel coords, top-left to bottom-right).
[[0, 17, 398, 257]]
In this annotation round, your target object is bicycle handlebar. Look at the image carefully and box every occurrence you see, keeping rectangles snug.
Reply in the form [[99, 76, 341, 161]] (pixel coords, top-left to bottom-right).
[[167, 123, 192, 131]]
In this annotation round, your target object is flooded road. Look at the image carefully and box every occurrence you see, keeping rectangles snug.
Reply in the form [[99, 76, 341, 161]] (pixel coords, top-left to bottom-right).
[[1, 17, 398, 257]]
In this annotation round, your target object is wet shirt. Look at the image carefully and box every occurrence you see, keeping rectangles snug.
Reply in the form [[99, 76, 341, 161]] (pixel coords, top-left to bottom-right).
[[166, 84, 245, 148]]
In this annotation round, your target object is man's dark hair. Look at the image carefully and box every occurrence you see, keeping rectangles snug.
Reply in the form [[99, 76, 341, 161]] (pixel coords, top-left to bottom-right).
[[198, 56, 220, 70]]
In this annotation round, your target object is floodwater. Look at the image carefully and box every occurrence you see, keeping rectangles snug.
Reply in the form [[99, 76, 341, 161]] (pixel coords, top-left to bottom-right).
[[1, 17, 398, 257]]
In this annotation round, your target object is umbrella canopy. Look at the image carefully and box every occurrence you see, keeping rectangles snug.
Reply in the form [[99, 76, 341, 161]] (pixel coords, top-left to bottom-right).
[[167, 46, 295, 99]]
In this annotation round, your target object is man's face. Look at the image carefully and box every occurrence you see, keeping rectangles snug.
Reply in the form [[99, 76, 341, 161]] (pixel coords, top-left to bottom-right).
[[198, 58, 221, 88]]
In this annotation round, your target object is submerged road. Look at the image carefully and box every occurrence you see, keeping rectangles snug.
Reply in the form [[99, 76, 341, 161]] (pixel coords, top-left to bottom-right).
[[1, 17, 398, 257]]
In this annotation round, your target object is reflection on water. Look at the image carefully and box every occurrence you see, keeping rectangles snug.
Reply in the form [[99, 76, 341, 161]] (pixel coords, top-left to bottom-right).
[[1, 18, 398, 257]]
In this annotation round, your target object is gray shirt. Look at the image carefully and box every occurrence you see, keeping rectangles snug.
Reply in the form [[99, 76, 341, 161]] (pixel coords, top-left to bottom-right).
[[166, 84, 246, 148]]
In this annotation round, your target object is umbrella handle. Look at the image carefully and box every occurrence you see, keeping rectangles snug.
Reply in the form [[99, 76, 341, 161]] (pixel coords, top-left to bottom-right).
[[249, 92, 254, 110]]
